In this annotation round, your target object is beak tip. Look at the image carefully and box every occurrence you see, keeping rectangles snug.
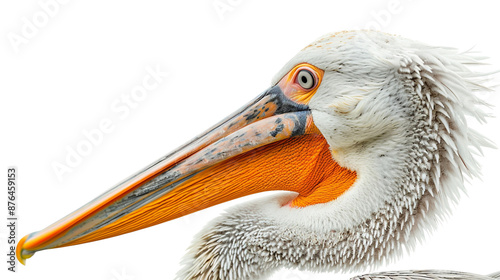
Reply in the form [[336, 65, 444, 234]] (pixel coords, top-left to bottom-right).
[[17, 234, 34, 265]]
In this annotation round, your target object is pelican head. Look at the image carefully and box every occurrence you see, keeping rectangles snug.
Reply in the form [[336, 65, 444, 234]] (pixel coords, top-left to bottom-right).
[[17, 30, 493, 279]]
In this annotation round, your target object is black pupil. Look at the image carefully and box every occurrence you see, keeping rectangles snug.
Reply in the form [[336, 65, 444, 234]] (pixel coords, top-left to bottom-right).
[[301, 75, 308, 84]]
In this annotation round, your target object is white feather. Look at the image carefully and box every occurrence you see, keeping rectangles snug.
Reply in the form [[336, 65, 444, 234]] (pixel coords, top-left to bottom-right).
[[177, 30, 495, 280]]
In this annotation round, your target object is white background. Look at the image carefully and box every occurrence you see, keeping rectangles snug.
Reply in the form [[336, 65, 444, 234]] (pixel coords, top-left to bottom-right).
[[1, 1, 499, 279]]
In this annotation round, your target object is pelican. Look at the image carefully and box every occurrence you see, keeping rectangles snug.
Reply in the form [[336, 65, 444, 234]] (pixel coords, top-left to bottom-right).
[[17, 30, 497, 279]]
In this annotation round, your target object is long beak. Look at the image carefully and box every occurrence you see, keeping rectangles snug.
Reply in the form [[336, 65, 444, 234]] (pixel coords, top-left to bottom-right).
[[17, 84, 356, 264]]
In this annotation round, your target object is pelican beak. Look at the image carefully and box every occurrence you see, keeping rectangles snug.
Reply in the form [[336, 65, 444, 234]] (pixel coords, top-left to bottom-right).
[[17, 64, 356, 265]]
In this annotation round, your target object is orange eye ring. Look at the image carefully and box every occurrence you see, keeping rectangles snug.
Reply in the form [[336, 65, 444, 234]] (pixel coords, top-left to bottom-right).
[[278, 63, 324, 105]]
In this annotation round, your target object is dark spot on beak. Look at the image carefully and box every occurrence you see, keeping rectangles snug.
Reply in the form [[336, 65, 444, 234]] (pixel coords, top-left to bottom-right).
[[244, 108, 262, 121], [270, 124, 285, 137], [239, 142, 252, 148], [216, 151, 229, 158]]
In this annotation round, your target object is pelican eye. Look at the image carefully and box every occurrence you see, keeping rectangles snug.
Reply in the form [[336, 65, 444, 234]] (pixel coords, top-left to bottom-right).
[[297, 69, 315, 89]]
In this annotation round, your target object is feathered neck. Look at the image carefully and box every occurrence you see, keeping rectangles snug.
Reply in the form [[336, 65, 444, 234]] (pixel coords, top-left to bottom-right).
[[177, 34, 494, 280]]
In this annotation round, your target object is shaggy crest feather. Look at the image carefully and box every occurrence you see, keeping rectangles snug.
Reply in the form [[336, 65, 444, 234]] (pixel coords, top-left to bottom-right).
[[176, 30, 495, 280]]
